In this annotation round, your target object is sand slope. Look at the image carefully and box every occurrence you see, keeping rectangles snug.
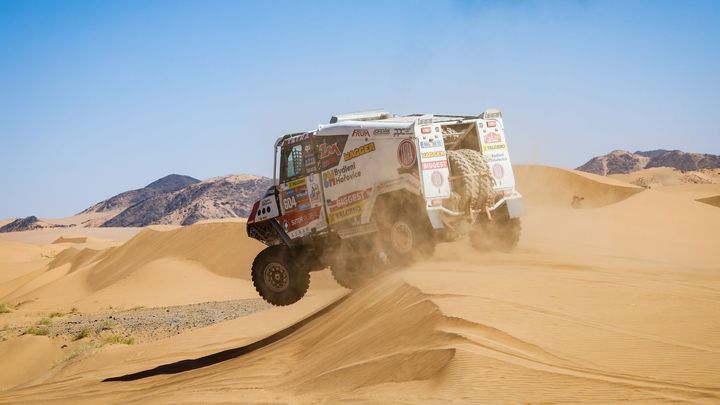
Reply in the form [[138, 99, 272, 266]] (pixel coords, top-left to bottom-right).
[[0, 165, 719, 403], [0, 222, 273, 311]]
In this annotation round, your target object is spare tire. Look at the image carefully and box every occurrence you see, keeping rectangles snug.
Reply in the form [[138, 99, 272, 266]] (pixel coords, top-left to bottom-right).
[[457, 149, 496, 210], [446, 150, 480, 212]]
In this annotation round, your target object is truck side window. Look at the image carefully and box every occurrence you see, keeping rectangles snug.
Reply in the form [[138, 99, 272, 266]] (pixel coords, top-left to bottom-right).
[[285, 144, 304, 179]]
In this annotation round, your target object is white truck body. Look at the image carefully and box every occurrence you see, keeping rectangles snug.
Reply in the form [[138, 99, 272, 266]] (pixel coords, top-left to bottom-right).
[[247, 110, 524, 244]]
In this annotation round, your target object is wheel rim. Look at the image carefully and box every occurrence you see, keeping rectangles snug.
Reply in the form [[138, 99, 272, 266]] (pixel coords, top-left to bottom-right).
[[390, 221, 414, 254], [263, 262, 290, 292]]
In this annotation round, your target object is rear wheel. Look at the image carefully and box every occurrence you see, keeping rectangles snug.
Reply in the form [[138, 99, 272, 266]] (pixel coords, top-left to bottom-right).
[[331, 261, 368, 289], [382, 210, 435, 265], [329, 237, 383, 289], [251, 245, 309, 306]]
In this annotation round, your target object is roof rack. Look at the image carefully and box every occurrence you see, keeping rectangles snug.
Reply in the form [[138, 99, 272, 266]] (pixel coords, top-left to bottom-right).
[[330, 110, 393, 124]]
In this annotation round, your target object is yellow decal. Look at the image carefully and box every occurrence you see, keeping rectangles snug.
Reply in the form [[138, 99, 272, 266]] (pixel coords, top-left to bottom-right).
[[343, 142, 376, 161], [421, 151, 446, 159], [328, 201, 365, 224], [482, 143, 507, 153], [288, 178, 307, 189]]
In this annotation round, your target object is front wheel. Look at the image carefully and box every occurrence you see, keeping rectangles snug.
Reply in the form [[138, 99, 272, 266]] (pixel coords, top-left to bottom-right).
[[251, 245, 309, 306]]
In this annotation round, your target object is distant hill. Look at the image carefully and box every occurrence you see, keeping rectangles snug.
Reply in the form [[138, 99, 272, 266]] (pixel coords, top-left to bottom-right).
[[577, 150, 720, 176], [1, 173, 271, 232], [81, 174, 201, 214], [101, 175, 272, 227], [0, 216, 70, 233]]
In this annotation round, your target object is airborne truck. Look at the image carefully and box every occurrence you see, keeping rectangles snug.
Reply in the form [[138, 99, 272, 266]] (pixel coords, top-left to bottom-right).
[[247, 109, 525, 305]]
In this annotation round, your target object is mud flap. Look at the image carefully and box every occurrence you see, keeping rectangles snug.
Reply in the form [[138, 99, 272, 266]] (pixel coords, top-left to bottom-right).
[[505, 196, 526, 219]]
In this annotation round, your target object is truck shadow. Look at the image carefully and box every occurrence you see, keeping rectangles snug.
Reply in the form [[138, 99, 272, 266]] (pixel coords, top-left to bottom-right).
[[102, 295, 349, 382]]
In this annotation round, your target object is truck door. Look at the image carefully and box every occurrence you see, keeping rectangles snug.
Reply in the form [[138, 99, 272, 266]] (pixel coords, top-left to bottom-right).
[[277, 134, 328, 239]]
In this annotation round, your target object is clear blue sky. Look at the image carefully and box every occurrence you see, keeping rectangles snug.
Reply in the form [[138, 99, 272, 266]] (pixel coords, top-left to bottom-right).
[[1, 0, 718, 218]]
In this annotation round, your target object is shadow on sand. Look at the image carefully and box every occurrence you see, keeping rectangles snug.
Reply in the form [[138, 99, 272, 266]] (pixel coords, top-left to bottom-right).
[[103, 295, 348, 382]]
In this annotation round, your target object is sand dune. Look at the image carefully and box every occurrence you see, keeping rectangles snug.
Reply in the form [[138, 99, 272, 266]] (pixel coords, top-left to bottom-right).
[[513, 165, 643, 208], [0, 165, 719, 403]]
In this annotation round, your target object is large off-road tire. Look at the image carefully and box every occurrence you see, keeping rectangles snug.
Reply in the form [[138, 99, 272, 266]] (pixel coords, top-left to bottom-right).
[[446, 150, 480, 211], [331, 260, 368, 289], [251, 245, 309, 306], [457, 149, 496, 210], [383, 210, 435, 265], [470, 215, 522, 252], [329, 241, 377, 289]]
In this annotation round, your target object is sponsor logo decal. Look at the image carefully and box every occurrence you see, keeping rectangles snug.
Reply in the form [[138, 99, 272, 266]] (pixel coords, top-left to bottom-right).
[[287, 178, 307, 189], [278, 207, 322, 232], [487, 120, 497, 128], [327, 189, 371, 224], [282, 133, 311, 146], [431, 171, 444, 187], [421, 126, 432, 134], [351, 129, 370, 137], [482, 143, 507, 153], [484, 132, 501, 144], [393, 128, 413, 137], [492, 163, 505, 179], [372, 128, 390, 136], [318, 142, 341, 160], [421, 160, 448, 170], [322, 162, 361, 188], [343, 142, 375, 161], [317, 135, 349, 171], [420, 150, 446, 159], [309, 183, 320, 201], [397, 139, 417, 168]]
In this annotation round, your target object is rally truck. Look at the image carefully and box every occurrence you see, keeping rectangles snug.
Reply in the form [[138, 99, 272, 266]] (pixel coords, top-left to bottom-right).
[[246, 109, 525, 305]]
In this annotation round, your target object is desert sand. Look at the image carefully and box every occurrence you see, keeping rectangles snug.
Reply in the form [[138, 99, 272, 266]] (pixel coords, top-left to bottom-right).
[[0, 165, 719, 403]]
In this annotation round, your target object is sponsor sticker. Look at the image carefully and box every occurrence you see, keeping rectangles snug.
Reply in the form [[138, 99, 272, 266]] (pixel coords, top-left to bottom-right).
[[318, 142, 341, 160], [487, 120, 497, 128], [322, 162, 361, 188], [420, 150, 446, 159], [421, 126, 432, 134], [484, 132, 501, 144], [431, 171, 444, 187], [343, 142, 375, 161], [397, 139, 417, 168], [327, 189, 371, 224], [351, 129, 370, 137], [372, 128, 390, 136], [278, 207, 321, 232], [282, 133, 311, 146], [393, 128, 413, 137], [287, 178, 306, 189], [422, 160, 448, 170], [492, 163, 505, 179], [482, 143, 507, 153]]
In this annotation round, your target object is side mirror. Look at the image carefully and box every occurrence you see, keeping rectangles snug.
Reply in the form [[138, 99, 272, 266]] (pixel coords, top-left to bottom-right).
[[264, 186, 277, 198]]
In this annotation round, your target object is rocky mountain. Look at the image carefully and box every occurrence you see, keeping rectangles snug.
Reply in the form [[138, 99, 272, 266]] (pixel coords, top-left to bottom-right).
[[100, 175, 272, 227], [1, 173, 271, 232], [577, 150, 720, 176], [81, 174, 200, 214], [0, 216, 69, 233]]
